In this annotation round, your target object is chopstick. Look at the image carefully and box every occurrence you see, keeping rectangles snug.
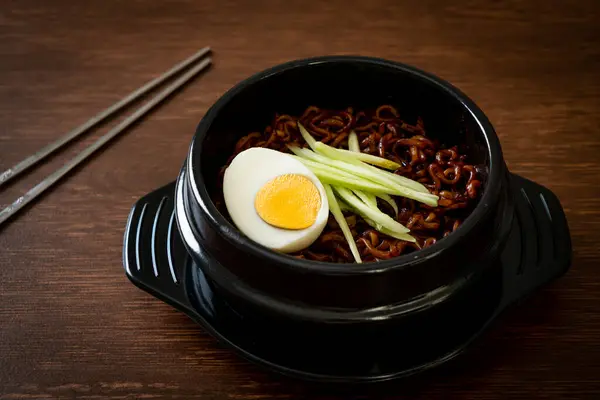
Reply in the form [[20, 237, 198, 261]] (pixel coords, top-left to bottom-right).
[[0, 46, 211, 188], [0, 52, 212, 227]]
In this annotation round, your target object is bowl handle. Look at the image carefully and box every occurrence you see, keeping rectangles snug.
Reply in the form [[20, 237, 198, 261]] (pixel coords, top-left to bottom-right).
[[121, 174, 573, 322], [497, 173, 572, 311], [122, 181, 194, 314]]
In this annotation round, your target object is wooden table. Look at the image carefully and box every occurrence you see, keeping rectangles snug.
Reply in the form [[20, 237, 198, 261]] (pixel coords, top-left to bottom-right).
[[1, 1, 599, 398]]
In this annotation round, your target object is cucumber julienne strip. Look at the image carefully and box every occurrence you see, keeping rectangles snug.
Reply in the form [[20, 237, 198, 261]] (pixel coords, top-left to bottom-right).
[[338, 191, 415, 242], [324, 144, 401, 170], [376, 193, 399, 216], [333, 186, 410, 234], [292, 157, 394, 194], [348, 132, 400, 218], [348, 130, 360, 152], [316, 172, 389, 194], [297, 122, 318, 151], [290, 145, 437, 206], [316, 142, 401, 170], [298, 122, 401, 170], [363, 217, 416, 242], [313, 142, 431, 195], [302, 160, 436, 207], [348, 194, 414, 241], [337, 199, 353, 213], [323, 184, 362, 263], [295, 121, 429, 246], [294, 145, 394, 215], [353, 190, 378, 209], [297, 124, 429, 194], [288, 153, 359, 182]]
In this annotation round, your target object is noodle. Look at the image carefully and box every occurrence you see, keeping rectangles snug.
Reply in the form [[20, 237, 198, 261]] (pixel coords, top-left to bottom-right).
[[215, 105, 483, 263]]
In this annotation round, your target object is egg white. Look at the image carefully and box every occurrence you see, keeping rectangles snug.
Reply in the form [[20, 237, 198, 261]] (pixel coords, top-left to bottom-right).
[[222, 147, 329, 253]]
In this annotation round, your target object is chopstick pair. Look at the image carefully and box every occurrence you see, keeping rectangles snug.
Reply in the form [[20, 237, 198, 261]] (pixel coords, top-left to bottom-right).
[[0, 46, 213, 227]]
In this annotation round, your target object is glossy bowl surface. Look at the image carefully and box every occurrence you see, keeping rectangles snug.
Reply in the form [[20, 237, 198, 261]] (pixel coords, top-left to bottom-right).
[[179, 56, 510, 315], [123, 56, 572, 382]]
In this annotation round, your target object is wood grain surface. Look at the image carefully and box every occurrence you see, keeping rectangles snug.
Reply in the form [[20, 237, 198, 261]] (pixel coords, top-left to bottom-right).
[[1, 0, 599, 398]]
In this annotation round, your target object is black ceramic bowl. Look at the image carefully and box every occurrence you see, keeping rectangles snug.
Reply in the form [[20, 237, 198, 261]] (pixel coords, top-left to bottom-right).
[[123, 56, 572, 383]]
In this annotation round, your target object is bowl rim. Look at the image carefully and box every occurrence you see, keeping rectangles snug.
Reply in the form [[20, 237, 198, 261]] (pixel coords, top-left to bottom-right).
[[186, 55, 504, 274]]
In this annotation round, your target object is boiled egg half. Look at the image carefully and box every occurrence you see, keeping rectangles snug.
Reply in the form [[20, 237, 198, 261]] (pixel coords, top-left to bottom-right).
[[222, 147, 329, 253]]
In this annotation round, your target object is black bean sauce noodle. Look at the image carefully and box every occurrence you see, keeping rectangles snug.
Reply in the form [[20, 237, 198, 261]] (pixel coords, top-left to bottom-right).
[[215, 105, 484, 263]]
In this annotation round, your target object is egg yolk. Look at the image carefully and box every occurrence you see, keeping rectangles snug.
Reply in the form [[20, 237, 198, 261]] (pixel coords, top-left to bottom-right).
[[254, 174, 321, 230]]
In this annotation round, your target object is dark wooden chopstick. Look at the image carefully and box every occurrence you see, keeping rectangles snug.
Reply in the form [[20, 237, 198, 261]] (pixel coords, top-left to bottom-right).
[[0, 50, 212, 227]]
